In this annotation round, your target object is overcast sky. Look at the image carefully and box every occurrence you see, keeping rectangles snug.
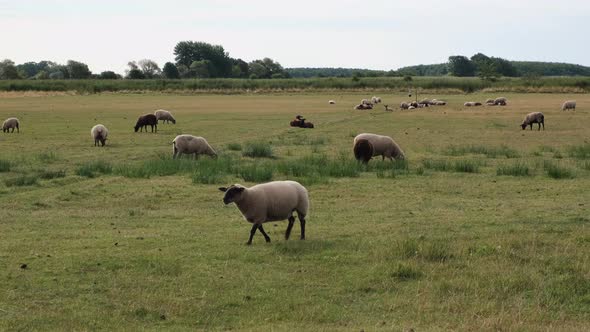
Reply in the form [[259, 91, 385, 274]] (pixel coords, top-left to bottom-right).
[[1, 0, 589, 74]]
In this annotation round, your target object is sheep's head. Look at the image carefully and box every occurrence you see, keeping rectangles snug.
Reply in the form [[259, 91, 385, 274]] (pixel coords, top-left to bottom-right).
[[219, 185, 246, 204], [521, 123, 527, 130], [134, 125, 139, 132]]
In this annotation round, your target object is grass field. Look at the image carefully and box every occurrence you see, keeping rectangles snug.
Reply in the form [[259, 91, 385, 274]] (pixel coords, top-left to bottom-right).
[[1, 92, 589, 331]]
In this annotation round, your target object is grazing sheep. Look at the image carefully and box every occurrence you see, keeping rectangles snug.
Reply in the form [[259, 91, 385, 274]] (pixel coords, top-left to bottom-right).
[[562, 100, 576, 111], [419, 98, 431, 106], [521, 112, 545, 131], [353, 133, 405, 161], [361, 99, 371, 105], [154, 109, 176, 124], [134, 114, 158, 133], [400, 102, 409, 110], [2, 117, 19, 133], [90, 124, 108, 146], [353, 138, 374, 164], [172, 134, 217, 159], [384, 105, 393, 111], [409, 102, 419, 108], [494, 97, 507, 106], [408, 106, 416, 110], [371, 96, 382, 104], [485, 98, 495, 104], [328, 100, 336, 104], [219, 181, 309, 245], [434, 100, 447, 106]]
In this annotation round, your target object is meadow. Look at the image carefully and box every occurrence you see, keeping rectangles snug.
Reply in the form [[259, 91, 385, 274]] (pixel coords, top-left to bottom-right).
[[0, 92, 589, 331]]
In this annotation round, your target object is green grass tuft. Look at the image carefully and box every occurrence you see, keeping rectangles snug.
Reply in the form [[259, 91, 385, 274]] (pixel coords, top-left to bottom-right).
[[0, 159, 10, 172], [38, 169, 66, 180], [243, 141, 274, 158], [76, 160, 113, 178], [567, 144, 590, 159], [544, 161, 575, 179], [443, 144, 519, 158], [497, 161, 531, 176], [391, 264, 423, 281], [4, 174, 39, 187], [226, 143, 242, 151], [238, 162, 274, 182]]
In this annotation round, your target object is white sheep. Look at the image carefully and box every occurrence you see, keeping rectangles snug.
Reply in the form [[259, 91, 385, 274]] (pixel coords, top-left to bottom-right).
[[154, 109, 176, 124], [521, 112, 544, 131], [494, 97, 507, 106], [562, 100, 576, 111], [172, 134, 217, 159], [485, 98, 495, 104], [434, 100, 447, 106], [218, 181, 309, 245], [464, 102, 482, 107], [353, 133, 405, 161], [328, 100, 336, 104], [2, 117, 20, 133], [90, 124, 108, 146], [371, 96, 382, 104]]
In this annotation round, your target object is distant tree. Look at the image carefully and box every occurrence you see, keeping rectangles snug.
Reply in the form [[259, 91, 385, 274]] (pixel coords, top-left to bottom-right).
[[233, 58, 249, 78], [99, 71, 120, 79], [67, 60, 92, 79], [478, 62, 498, 81], [248, 62, 268, 79], [448, 55, 476, 77], [49, 71, 65, 79], [162, 62, 180, 79], [173, 41, 233, 77], [403, 75, 413, 82], [248, 58, 288, 79], [127, 61, 139, 70], [138, 59, 161, 78], [176, 64, 191, 78], [35, 70, 49, 79], [0, 59, 21, 79], [491, 57, 517, 77], [190, 60, 211, 78]]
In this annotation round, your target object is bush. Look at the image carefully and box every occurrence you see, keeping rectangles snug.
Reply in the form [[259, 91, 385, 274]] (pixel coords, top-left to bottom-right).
[[243, 141, 273, 158]]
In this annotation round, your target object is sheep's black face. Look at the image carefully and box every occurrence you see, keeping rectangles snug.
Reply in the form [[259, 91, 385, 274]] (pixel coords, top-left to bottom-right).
[[219, 186, 245, 204], [134, 126, 139, 132], [521, 124, 527, 130]]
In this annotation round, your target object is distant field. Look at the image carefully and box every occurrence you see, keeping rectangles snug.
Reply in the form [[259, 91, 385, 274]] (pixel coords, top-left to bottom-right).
[[1, 92, 589, 331], [1, 76, 590, 94]]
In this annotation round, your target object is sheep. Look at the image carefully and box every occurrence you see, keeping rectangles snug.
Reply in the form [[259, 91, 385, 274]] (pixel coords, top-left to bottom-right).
[[521, 112, 545, 131], [134, 114, 158, 133], [400, 102, 409, 110], [562, 100, 576, 111], [353, 133, 405, 161], [90, 124, 108, 146], [485, 98, 495, 104], [361, 98, 371, 105], [384, 104, 393, 111], [2, 117, 19, 133], [464, 102, 482, 107], [353, 138, 374, 164], [409, 102, 419, 108], [154, 109, 176, 124], [172, 134, 217, 159], [494, 97, 507, 106], [371, 96, 382, 104], [218, 181, 309, 245], [434, 100, 447, 106], [354, 103, 373, 110], [328, 100, 336, 104], [408, 106, 416, 110], [419, 98, 431, 106]]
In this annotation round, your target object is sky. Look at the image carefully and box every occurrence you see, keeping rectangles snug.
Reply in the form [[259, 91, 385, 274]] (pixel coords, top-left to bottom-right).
[[1, 0, 589, 74]]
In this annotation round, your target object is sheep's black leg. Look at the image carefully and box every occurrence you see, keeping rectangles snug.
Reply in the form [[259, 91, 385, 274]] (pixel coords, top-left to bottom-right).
[[538, 123, 541, 131], [247, 224, 258, 245], [542, 122, 545, 130], [285, 216, 295, 240], [299, 217, 306, 240], [258, 225, 271, 243]]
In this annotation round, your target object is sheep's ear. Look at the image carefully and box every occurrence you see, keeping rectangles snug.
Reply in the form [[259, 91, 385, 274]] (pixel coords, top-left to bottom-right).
[[218, 187, 227, 192]]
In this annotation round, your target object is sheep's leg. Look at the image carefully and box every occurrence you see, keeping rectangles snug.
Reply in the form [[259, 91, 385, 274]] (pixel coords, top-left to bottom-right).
[[285, 216, 295, 240], [299, 216, 306, 240], [258, 225, 271, 243], [247, 224, 258, 245], [538, 123, 541, 131]]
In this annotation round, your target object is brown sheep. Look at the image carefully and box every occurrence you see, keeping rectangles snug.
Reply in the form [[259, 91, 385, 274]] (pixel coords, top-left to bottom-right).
[[134, 114, 158, 133]]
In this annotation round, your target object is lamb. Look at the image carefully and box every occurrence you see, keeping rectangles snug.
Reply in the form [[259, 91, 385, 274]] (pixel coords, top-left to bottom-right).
[[172, 134, 217, 159], [90, 124, 108, 146], [218, 181, 309, 245], [562, 100, 576, 111], [353, 139, 374, 164], [521, 112, 545, 131], [328, 100, 336, 104], [464, 102, 482, 107], [2, 117, 19, 133], [494, 97, 507, 106], [154, 109, 176, 124], [371, 96, 382, 104], [353, 133, 405, 161], [134, 114, 158, 133]]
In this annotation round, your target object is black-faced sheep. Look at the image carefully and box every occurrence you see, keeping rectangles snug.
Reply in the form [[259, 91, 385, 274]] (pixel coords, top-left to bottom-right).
[[353, 139, 374, 164], [521, 112, 544, 131], [562, 100, 576, 111], [154, 109, 176, 124], [219, 181, 309, 245], [91, 124, 108, 146], [494, 97, 507, 106], [134, 114, 158, 133], [2, 117, 20, 133], [400, 102, 409, 110], [353, 133, 405, 161], [172, 134, 217, 159], [354, 103, 373, 110]]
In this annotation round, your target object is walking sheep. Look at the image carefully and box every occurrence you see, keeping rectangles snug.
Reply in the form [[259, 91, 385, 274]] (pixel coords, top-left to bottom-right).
[[154, 109, 176, 124], [2, 117, 20, 133], [562, 100, 576, 111], [90, 124, 108, 146], [521, 112, 545, 131], [172, 134, 217, 159], [219, 181, 309, 245], [353, 133, 405, 161], [353, 139, 374, 164], [134, 114, 158, 133]]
